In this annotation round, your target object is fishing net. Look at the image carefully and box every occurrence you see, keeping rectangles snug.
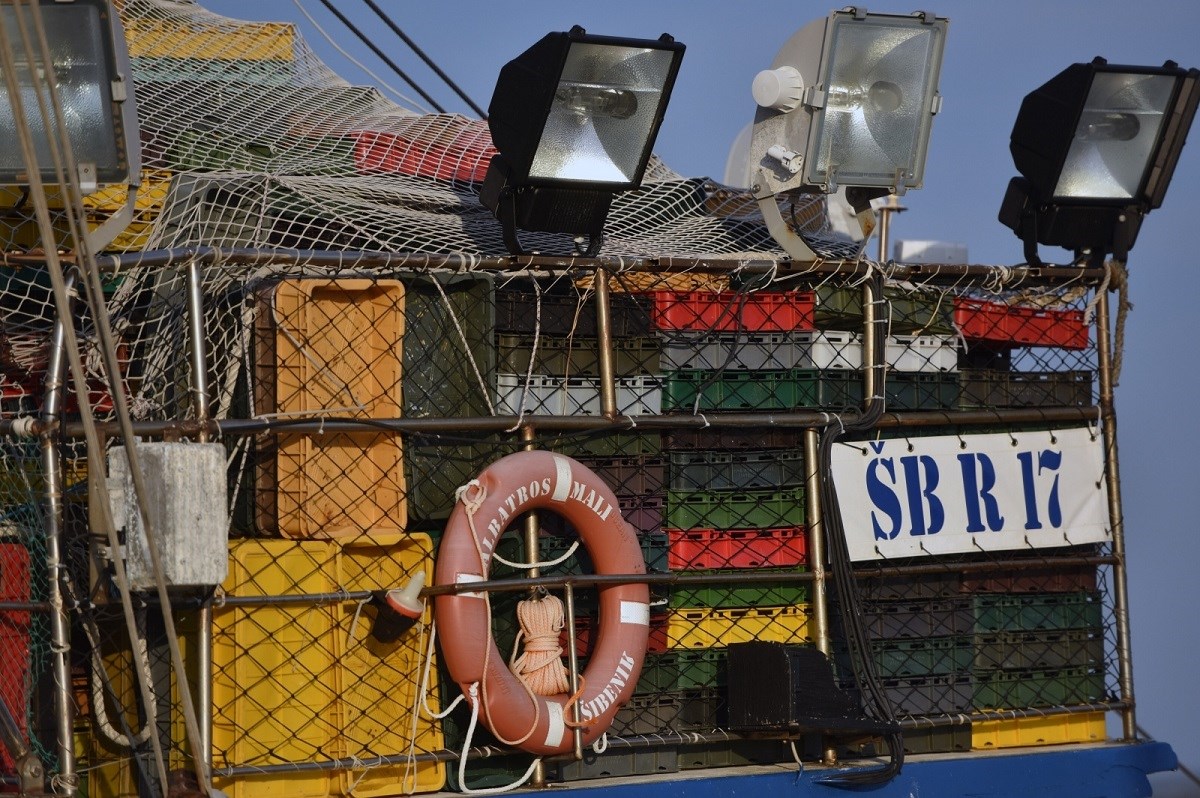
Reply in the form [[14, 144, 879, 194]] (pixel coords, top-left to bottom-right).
[[0, 2, 1127, 794]]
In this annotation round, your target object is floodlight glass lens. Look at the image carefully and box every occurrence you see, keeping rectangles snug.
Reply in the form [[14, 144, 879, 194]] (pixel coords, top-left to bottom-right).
[[1054, 72, 1175, 200], [529, 42, 674, 183], [0, 4, 119, 178], [809, 16, 942, 188]]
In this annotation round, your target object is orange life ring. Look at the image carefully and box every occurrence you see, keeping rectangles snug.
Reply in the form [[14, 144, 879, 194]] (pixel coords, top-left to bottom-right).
[[434, 450, 650, 756]]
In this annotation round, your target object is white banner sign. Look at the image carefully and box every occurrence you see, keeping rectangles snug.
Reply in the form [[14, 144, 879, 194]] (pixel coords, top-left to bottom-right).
[[831, 427, 1110, 561]]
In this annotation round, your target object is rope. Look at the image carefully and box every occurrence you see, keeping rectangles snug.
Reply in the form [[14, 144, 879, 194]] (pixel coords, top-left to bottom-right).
[[509, 595, 571, 696]]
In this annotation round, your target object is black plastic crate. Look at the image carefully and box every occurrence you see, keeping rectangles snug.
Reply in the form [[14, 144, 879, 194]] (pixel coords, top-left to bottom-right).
[[662, 428, 805, 451], [550, 746, 679, 782], [577, 454, 666, 497], [497, 333, 661, 377], [668, 449, 806, 492], [958, 369, 1093, 408], [495, 288, 649, 337], [862, 598, 973, 639]]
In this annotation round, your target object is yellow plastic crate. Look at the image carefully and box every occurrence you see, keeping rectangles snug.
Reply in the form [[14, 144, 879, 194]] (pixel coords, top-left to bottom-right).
[[971, 711, 1107, 750], [667, 604, 812, 649], [125, 19, 296, 61], [213, 540, 341, 798], [337, 536, 444, 795], [0, 171, 173, 252], [255, 279, 407, 540]]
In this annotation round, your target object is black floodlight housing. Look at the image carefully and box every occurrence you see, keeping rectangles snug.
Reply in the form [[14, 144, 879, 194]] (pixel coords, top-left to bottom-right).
[[480, 25, 685, 256], [1000, 57, 1199, 266], [0, 0, 140, 193], [748, 9, 948, 261]]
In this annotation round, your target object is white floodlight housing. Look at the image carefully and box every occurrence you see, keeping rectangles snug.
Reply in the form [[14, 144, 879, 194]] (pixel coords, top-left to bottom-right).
[[0, 0, 140, 192], [747, 8, 947, 261]]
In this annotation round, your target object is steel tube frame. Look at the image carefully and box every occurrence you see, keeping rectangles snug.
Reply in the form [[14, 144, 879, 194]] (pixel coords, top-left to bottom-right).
[[42, 275, 76, 791], [803, 429, 829, 656], [1096, 289, 1137, 740], [15, 405, 1100, 442], [186, 257, 215, 774], [14, 248, 1123, 787]]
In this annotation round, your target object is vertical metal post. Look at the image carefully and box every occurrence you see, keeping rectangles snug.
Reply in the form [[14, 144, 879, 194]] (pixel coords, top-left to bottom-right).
[[185, 258, 214, 769], [593, 267, 618, 419], [875, 195, 905, 263], [563, 583, 583, 761], [804, 428, 836, 765], [518, 427, 546, 785], [1095, 289, 1136, 740], [862, 280, 878, 403], [803, 429, 830, 656], [42, 275, 76, 793]]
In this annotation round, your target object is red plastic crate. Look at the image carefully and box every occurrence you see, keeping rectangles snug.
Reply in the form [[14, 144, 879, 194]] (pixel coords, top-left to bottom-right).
[[642, 291, 814, 332], [667, 527, 808, 570], [565, 611, 669, 658], [350, 120, 496, 183], [0, 542, 30, 774], [954, 298, 1088, 349]]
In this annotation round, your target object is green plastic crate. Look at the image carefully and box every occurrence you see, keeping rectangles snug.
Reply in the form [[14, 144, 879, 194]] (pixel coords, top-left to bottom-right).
[[665, 486, 806, 530], [814, 284, 954, 334], [637, 650, 728, 693], [972, 592, 1103, 633], [872, 635, 973, 678], [497, 334, 661, 377], [668, 450, 806, 492], [973, 666, 1107, 709], [885, 372, 959, 410], [662, 368, 862, 412], [669, 569, 808, 609]]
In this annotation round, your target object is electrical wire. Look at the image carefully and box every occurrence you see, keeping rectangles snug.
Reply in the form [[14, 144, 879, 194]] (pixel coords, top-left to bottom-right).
[[813, 271, 906, 787], [289, 0, 430, 112], [358, 0, 487, 118], [313, 0, 447, 113]]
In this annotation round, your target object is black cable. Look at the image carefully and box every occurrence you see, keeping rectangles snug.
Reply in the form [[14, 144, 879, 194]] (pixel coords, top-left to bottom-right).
[[313, 0, 447, 113], [813, 273, 906, 787], [359, 0, 487, 119]]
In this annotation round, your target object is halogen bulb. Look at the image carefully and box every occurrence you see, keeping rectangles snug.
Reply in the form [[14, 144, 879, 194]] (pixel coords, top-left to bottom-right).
[[827, 80, 904, 113], [555, 82, 639, 121], [1077, 111, 1140, 142]]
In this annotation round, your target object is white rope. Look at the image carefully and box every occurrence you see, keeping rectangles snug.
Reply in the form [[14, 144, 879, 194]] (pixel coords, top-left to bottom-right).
[[454, 683, 541, 795]]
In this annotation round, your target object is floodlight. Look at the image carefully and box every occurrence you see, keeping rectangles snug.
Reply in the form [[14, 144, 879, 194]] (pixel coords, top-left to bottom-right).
[[481, 26, 684, 256], [1000, 57, 1199, 265], [0, 0, 139, 192], [747, 9, 947, 261]]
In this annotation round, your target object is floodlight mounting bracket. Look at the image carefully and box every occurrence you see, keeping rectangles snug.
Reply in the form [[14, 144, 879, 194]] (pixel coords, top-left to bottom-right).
[[85, 181, 139, 254], [753, 168, 820, 263]]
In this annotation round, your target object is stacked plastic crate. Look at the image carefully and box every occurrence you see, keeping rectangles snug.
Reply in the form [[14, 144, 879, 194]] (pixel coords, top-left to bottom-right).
[[813, 285, 960, 408], [851, 571, 974, 751], [966, 560, 1108, 749], [493, 283, 661, 417], [657, 432, 813, 743], [955, 297, 1093, 408], [653, 289, 866, 412]]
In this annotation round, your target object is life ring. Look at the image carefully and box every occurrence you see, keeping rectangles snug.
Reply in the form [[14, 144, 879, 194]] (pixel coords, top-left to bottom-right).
[[434, 450, 650, 756]]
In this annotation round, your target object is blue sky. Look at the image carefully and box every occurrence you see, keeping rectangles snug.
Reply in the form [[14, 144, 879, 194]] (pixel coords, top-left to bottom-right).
[[197, 1, 1200, 792]]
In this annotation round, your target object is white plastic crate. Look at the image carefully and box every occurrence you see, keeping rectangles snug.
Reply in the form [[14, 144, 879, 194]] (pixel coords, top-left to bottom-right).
[[887, 335, 959, 373], [661, 331, 862, 371], [792, 331, 862, 369], [495, 373, 662, 416]]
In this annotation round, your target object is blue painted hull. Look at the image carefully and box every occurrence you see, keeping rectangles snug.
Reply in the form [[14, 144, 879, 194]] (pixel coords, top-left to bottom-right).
[[503, 742, 1177, 798]]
